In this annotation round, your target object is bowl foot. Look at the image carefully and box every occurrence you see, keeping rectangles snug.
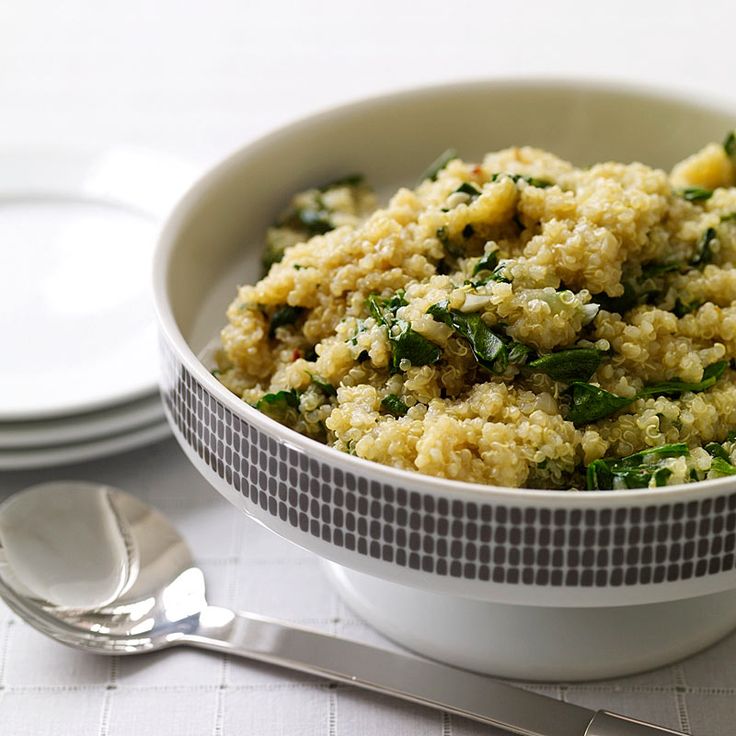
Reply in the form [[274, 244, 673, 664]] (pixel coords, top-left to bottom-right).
[[324, 562, 736, 681]]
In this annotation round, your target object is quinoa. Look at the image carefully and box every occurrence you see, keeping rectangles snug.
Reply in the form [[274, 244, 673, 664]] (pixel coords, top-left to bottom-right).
[[215, 137, 736, 490]]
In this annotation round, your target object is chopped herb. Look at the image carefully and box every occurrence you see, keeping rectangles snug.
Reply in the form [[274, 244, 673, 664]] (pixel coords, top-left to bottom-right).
[[585, 443, 689, 490], [293, 264, 305, 270], [711, 457, 736, 475], [724, 130, 736, 158], [381, 394, 409, 417], [491, 172, 553, 188], [427, 301, 507, 373], [722, 212, 736, 222], [268, 305, 305, 337], [638, 360, 727, 398], [320, 174, 363, 190], [419, 149, 458, 183], [528, 349, 604, 382], [678, 187, 713, 202], [691, 227, 717, 266], [255, 389, 300, 425], [566, 383, 636, 425], [454, 182, 482, 200], [211, 368, 222, 378], [472, 250, 499, 276], [309, 374, 337, 397]]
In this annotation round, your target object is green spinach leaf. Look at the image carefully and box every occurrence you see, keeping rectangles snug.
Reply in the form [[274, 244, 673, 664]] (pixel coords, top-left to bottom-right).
[[390, 321, 442, 372], [566, 383, 636, 425], [309, 374, 337, 397], [593, 261, 684, 314], [724, 130, 736, 159], [255, 389, 300, 425], [368, 292, 440, 372], [528, 349, 604, 382], [586, 443, 688, 490], [295, 208, 333, 235], [673, 298, 700, 317], [678, 187, 713, 202], [692, 227, 717, 266], [454, 182, 482, 200], [367, 292, 407, 326], [507, 340, 533, 366], [427, 301, 507, 373], [711, 457, 736, 475], [436, 226, 463, 258], [638, 360, 727, 397], [381, 394, 409, 417], [472, 250, 499, 276], [705, 442, 730, 460], [269, 305, 305, 337], [592, 281, 640, 314]]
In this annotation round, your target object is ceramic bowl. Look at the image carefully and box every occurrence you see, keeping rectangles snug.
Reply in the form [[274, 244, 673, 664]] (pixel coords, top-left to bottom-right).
[[154, 79, 736, 680]]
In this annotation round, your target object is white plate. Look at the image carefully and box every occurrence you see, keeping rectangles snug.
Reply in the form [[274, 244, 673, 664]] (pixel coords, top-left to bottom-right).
[[0, 420, 171, 470], [0, 393, 164, 449], [0, 147, 196, 421]]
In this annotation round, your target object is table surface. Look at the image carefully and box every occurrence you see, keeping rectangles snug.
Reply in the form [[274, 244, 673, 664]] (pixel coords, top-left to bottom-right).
[[2, 1, 736, 734]]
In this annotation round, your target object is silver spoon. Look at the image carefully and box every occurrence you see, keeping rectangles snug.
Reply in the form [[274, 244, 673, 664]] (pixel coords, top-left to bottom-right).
[[0, 481, 683, 736]]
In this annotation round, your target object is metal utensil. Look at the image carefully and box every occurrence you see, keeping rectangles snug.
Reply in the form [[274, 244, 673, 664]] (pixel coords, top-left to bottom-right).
[[0, 482, 686, 736]]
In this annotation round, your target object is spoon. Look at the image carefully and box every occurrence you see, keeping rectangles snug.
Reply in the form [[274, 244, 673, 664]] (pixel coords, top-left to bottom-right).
[[0, 481, 683, 736]]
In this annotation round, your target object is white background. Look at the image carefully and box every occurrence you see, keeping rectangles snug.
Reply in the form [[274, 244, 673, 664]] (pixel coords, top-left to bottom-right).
[[2, 1, 736, 734], [3, 0, 736, 167]]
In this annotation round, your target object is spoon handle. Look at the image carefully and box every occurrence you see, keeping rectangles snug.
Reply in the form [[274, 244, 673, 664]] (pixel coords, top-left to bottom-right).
[[181, 606, 684, 736]]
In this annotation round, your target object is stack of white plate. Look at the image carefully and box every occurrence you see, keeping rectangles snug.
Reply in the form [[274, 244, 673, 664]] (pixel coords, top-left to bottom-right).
[[0, 146, 196, 469]]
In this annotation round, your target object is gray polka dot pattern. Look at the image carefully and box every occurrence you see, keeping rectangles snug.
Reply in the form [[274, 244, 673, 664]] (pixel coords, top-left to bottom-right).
[[162, 346, 736, 587]]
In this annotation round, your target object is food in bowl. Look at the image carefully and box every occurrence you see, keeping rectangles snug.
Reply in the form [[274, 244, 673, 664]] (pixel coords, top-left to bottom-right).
[[213, 134, 736, 490]]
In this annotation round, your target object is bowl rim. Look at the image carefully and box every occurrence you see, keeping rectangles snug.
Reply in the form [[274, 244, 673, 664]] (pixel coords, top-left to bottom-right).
[[154, 75, 736, 506]]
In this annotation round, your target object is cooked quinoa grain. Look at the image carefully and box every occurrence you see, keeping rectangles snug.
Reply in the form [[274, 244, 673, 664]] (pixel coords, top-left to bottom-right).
[[216, 136, 736, 490]]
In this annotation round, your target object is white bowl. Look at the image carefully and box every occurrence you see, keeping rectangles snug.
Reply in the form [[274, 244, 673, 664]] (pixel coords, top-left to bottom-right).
[[154, 79, 736, 680]]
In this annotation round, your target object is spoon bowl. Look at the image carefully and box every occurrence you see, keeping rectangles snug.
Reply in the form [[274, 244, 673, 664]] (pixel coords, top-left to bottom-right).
[[0, 481, 204, 653]]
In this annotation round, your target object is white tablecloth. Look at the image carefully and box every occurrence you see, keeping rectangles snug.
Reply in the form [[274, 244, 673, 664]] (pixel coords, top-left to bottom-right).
[[2, 1, 736, 733], [1, 440, 736, 735]]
